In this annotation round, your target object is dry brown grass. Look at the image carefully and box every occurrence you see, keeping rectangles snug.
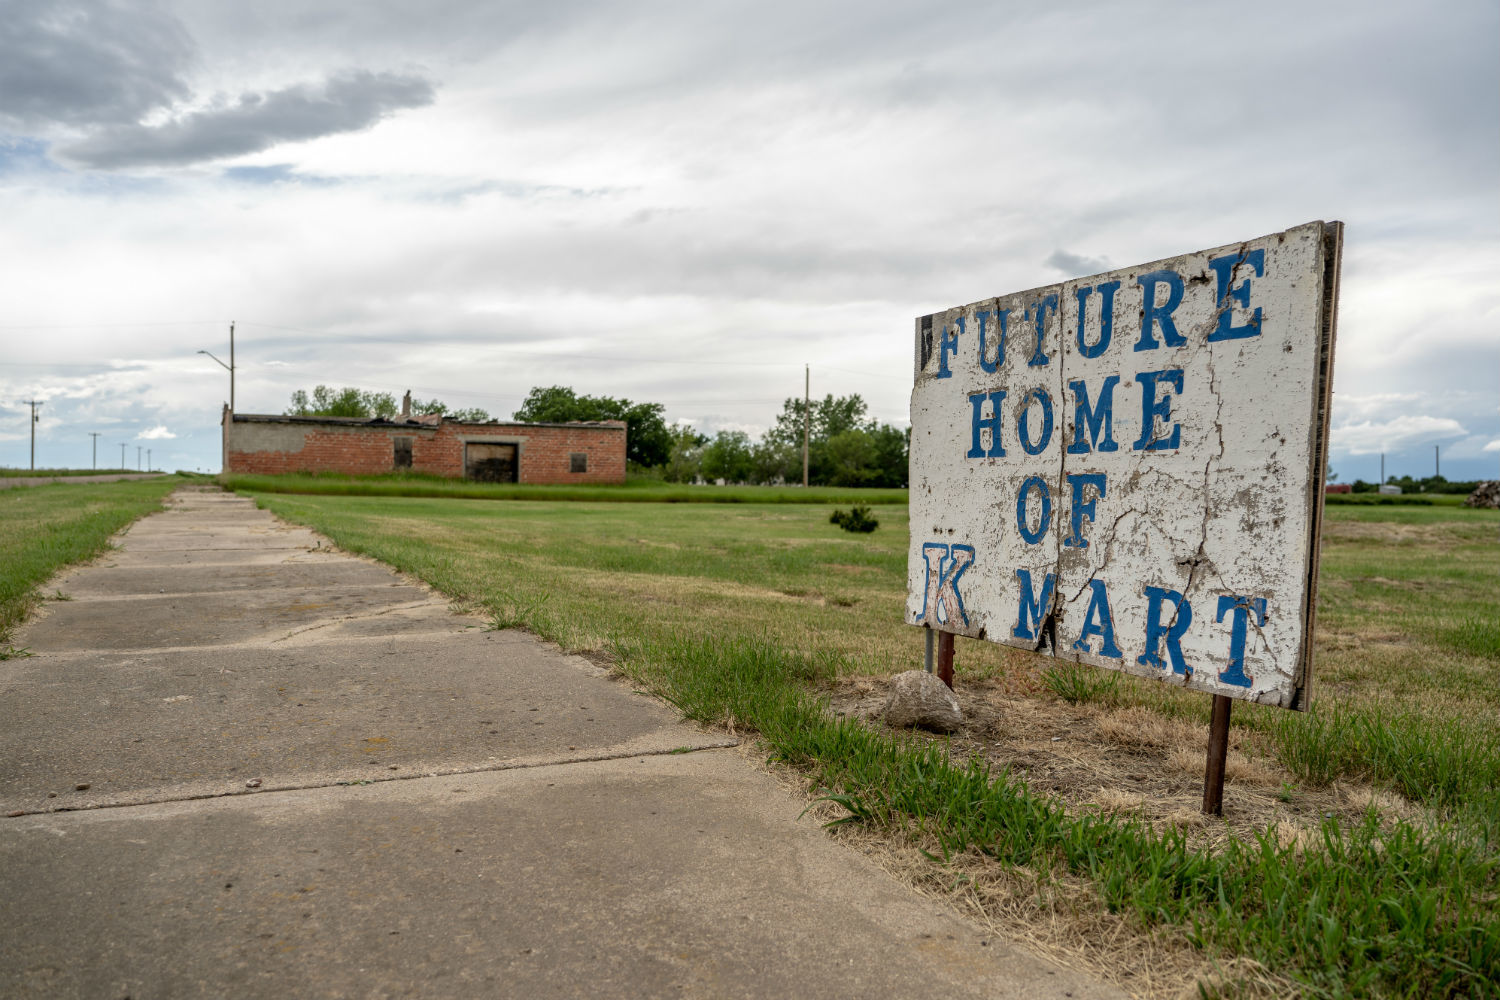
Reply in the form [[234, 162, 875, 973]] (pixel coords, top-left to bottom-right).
[[825, 672, 1431, 857]]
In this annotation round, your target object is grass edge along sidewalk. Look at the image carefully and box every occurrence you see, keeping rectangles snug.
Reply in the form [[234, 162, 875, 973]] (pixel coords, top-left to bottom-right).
[[218, 471, 907, 505], [623, 633, 1496, 1000], [235, 488, 1497, 999], [0, 478, 179, 651]]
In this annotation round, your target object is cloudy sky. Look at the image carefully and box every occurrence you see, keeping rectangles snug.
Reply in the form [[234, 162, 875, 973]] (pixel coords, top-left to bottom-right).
[[1, 0, 1495, 480]]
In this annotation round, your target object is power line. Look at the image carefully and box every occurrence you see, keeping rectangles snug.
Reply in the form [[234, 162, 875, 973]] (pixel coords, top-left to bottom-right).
[[0, 320, 221, 330]]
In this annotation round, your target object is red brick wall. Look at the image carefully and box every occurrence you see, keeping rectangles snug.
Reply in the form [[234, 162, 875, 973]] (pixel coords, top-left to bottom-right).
[[225, 419, 626, 484]]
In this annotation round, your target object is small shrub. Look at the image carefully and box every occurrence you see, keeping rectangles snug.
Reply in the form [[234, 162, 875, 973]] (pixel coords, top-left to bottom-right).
[[829, 505, 879, 533]]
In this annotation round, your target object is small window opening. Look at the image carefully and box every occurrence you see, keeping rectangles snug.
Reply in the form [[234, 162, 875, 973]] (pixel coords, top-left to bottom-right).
[[394, 437, 413, 469], [570, 452, 588, 473]]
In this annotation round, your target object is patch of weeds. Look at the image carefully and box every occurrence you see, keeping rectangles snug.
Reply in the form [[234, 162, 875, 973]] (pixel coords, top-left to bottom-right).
[[1439, 616, 1500, 659], [1267, 703, 1500, 821], [829, 505, 879, 533], [0, 645, 33, 660], [485, 588, 552, 632], [1276, 782, 1299, 804], [1041, 661, 1120, 706], [49, 589, 71, 601], [668, 746, 694, 755]]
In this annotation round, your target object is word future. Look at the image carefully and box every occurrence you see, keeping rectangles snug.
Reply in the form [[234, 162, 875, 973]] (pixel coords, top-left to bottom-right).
[[906, 222, 1340, 708]]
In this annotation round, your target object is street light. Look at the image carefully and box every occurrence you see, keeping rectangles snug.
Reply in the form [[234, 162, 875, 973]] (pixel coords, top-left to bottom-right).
[[198, 321, 235, 413]]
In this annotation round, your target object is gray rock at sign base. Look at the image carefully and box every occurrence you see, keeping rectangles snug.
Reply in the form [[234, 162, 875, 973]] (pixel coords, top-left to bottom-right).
[[881, 670, 963, 733]]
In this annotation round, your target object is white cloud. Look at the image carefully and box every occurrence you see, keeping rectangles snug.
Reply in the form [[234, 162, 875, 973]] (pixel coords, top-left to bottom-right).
[[1331, 416, 1467, 456], [1484, 440, 1500, 454], [1331, 392, 1422, 423], [1445, 435, 1498, 459], [137, 425, 177, 440]]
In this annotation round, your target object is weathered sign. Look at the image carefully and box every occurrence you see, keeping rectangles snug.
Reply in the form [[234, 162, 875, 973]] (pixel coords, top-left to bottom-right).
[[907, 221, 1342, 709]]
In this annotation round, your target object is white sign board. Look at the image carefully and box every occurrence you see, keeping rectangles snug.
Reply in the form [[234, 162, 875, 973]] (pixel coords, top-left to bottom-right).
[[907, 221, 1342, 709]]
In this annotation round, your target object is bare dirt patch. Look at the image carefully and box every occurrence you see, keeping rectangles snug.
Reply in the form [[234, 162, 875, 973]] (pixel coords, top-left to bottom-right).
[[825, 674, 1420, 850], [1321, 519, 1451, 544]]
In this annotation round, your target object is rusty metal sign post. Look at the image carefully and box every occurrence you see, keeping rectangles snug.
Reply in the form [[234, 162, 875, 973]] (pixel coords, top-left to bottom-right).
[[907, 221, 1343, 814]]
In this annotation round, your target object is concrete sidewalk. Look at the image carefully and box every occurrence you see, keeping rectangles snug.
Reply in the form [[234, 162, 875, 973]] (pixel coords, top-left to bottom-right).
[[0, 486, 1121, 999]]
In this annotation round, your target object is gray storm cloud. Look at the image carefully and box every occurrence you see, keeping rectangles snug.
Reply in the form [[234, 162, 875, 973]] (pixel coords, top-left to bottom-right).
[[57, 70, 436, 169], [1045, 250, 1111, 276], [0, 0, 195, 127]]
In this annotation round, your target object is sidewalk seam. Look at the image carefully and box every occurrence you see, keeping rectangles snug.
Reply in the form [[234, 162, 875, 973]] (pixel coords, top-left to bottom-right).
[[4, 740, 741, 819]]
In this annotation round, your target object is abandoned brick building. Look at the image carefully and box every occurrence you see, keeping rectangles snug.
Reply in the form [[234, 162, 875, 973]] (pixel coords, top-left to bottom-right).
[[221, 401, 627, 484]]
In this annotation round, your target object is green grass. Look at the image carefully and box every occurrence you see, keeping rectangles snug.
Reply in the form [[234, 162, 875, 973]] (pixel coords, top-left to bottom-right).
[[237, 490, 1499, 997], [0, 467, 145, 477], [0, 479, 179, 645], [217, 470, 908, 505]]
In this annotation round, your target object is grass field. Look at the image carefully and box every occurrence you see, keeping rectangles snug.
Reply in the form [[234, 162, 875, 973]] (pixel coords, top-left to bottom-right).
[[232, 486, 1498, 998], [0, 479, 179, 651], [0, 467, 140, 477], [217, 470, 909, 505]]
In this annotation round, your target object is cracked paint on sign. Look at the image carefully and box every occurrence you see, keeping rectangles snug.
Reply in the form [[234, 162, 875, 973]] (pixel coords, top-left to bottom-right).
[[907, 221, 1342, 709]]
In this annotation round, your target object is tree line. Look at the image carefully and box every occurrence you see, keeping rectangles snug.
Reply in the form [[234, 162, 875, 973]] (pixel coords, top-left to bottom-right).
[[283, 383, 908, 487], [285, 386, 490, 423]]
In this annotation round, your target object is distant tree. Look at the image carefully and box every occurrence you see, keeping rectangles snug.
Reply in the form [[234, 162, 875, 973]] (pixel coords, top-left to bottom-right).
[[285, 385, 397, 419], [867, 423, 910, 488], [514, 385, 671, 467], [663, 426, 707, 483], [750, 438, 796, 485], [762, 393, 906, 486], [411, 397, 491, 422], [824, 429, 878, 486], [287, 387, 488, 421], [700, 431, 755, 483]]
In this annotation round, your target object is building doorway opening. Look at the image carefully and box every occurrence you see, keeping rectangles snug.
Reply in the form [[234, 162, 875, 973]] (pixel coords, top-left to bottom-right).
[[466, 442, 518, 482]]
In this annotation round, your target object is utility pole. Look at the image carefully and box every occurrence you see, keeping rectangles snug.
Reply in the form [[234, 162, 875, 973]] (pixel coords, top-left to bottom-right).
[[147, 448, 152, 472], [89, 432, 101, 469], [802, 365, 809, 489], [120, 443, 126, 469], [198, 321, 236, 413], [24, 399, 42, 470], [136, 445, 141, 471]]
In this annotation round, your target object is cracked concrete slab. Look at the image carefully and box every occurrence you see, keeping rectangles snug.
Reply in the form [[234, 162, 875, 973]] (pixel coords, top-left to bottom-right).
[[0, 754, 1118, 1000], [0, 632, 726, 814], [0, 486, 1123, 999]]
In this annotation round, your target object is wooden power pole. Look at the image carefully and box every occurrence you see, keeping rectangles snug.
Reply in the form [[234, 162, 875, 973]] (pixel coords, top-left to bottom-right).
[[24, 399, 42, 469]]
